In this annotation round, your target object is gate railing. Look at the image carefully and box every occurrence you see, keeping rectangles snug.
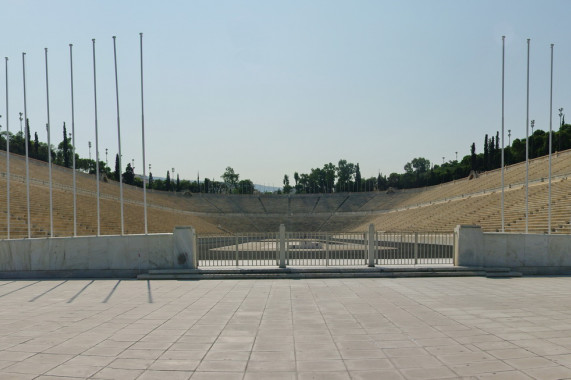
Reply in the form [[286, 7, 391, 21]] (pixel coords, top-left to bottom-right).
[[196, 224, 453, 267]]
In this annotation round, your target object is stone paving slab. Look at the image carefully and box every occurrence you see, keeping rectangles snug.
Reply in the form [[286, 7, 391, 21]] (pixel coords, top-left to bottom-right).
[[0, 277, 571, 379]]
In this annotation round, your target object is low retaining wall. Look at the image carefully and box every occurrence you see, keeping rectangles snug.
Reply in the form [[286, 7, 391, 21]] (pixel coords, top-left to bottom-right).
[[0, 227, 197, 278], [454, 225, 571, 274]]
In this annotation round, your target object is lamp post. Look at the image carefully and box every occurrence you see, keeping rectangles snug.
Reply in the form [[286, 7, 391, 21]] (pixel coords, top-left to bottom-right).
[[105, 148, 108, 166], [559, 108, 564, 152], [455, 152, 458, 161], [88, 141, 92, 161], [19, 112, 22, 134], [508, 129, 511, 146]]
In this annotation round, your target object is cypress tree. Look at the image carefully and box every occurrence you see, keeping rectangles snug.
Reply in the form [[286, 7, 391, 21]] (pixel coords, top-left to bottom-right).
[[114, 154, 120, 181], [490, 137, 495, 170], [483, 134, 489, 171], [165, 171, 171, 191], [63, 123, 70, 168], [470, 143, 476, 171], [34, 132, 39, 159], [26, 119, 33, 156]]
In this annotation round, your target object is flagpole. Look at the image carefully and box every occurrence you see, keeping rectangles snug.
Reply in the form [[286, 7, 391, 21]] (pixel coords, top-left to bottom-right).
[[92, 39, 101, 236], [140, 32, 148, 235], [5, 57, 10, 239], [501, 36, 505, 233], [548, 43, 553, 234], [45, 48, 54, 237], [22, 52, 31, 238], [525, 38, 530, 234], [113, 36, 125, 235], [69, 44, 77, 237]]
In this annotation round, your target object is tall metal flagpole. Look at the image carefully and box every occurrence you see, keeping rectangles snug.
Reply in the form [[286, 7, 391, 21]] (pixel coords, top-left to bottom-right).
[[45, 48, 54, 237], [113, 36, 125, 235], [548, 43, 553, 234], [525, 39, 530, 234], [69, 44, 77, 237], [140, 32, 148, 234], [22, 53, 31, 238], [501, 36, 505, 233], [92, 39, 101, 236], [5, 57, 10, 239]]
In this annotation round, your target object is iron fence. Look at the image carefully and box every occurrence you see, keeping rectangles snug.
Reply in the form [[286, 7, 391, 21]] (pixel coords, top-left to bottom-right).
[[375, 232, 454, 265], [197, 228, 453, 268], [197, 232, 278, 267]]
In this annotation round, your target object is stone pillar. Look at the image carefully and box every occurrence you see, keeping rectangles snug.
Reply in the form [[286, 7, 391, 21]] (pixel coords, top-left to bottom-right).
[[454, 225, 484, 267], [173, 226, 197, 269]]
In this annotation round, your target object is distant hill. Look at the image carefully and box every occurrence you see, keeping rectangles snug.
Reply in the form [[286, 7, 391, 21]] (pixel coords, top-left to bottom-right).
[[255, 184, 280, 193]]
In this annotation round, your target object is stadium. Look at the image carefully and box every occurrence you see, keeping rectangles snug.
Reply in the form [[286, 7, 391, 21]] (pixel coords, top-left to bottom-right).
[[1, 147, 570, 238]]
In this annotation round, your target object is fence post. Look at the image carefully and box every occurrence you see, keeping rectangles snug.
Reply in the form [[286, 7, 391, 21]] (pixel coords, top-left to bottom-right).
[[367, 223, 375, 267], [325, 233, 330, 266], [414, 232, 419, 265], [235, 235, 239, 267], [279, 224, 286, 268]]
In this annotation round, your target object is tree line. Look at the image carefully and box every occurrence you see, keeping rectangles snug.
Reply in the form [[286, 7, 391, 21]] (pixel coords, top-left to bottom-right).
[[2, 119, 570, 195], [0, 120, 256, 195], [281, 122, 571, 193]]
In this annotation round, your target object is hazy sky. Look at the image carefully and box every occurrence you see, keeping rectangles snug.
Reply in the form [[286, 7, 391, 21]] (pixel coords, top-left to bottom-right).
[[0, 0, 570, 187]]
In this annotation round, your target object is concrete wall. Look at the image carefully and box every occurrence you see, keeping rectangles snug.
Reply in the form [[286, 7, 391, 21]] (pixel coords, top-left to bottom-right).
[[454, 225, 571, 274], [0, 227, 197, 278]]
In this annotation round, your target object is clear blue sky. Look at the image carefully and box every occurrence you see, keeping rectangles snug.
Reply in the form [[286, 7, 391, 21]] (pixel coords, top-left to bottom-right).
[[1, 0, 570, 187]]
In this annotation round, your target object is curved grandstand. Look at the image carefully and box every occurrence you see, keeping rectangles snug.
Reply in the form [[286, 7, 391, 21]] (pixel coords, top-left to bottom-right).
[[0, 149, 570, 238]]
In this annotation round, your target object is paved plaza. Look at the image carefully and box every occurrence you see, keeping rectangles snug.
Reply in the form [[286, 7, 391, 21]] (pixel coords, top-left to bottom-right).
[[1, 277, 571, 379]]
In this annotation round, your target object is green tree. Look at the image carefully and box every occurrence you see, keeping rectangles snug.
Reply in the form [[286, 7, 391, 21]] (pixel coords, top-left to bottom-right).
[[322, 163, 336, 193], [364, 177, 376, 192], [411, 157, 430, 173], [336, 159, 355, 192], [387, 172, 399, 188], [62, 123, 70, 168], [293, 172, 302, 193], [123, 163, 135, 185], [238, 179, 255, 194], [165, 170, 171, 191], [33, 131, 39, 159], [489, 136, 496, 169], [114, 154, 120, 181], [355, 163, 362, 192], [26, 119, 33, 156], [377, 173, 387, 191], [282, 174, 292, 194], [221, 166, 239, 193], [470, 143, 477, 171], [483, 134, 489, 170]]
